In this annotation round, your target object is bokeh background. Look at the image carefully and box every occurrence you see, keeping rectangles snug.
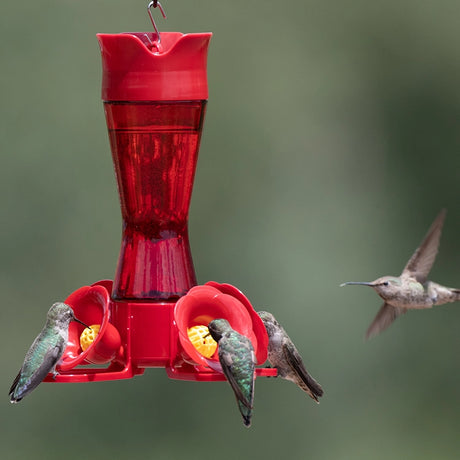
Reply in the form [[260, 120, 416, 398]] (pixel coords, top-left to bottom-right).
[[1, 1, 460, 459]]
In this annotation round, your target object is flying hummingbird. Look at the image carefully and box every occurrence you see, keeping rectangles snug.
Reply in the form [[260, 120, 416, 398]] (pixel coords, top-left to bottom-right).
[[9, 302, 89, 403], [258, 310, 324, 403], [341, 209, 460, 339], [208, 319, 255, 427]]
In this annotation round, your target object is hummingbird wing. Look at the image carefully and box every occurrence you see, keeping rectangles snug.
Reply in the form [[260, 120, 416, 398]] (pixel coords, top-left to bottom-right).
[[282, 342, 324, 402], [365, 302, 407, 340], [219, 349, 254, 409], [9, 338, 65, 402], [401, 209, 446, 283]]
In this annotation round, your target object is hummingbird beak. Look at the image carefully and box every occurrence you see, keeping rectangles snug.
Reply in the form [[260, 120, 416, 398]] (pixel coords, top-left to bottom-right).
[[72, 316, 91, 329], [340, 281, 375, 287]]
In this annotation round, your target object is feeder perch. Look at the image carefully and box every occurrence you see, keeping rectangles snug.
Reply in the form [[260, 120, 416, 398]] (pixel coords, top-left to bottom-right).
[[43, 5, 277, 384]]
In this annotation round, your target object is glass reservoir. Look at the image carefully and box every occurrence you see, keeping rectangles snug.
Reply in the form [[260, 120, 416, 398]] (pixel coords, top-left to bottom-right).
[[106, 101, 206, 300]]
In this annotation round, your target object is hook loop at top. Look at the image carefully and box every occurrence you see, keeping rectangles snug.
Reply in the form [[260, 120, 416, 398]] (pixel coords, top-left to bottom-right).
[[147, 1, 167, 49]]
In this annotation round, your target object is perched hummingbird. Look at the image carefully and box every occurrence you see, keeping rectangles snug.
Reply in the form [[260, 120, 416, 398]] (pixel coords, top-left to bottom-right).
[[341, 209, 460, 339], [9, 302, 89, 403], [208, 319, 255, 427], [257, 310, 324, 403]]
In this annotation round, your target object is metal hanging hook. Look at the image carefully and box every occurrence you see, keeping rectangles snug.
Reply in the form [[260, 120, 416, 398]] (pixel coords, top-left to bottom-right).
[[147, 1, 167, 45]]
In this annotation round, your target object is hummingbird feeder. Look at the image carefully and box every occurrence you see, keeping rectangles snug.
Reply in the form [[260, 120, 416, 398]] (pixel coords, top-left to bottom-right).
[[44, 2, 276, 384]]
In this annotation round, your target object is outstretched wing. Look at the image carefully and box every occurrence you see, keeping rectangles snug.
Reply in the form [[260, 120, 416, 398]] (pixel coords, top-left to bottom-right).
[[365, 302, 407, 340], [402, 209, 446, 283]]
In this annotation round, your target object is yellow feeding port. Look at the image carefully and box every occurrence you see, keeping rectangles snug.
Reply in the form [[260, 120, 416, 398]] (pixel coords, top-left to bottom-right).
[[80, 325, 101, 352], [187, 325, 218, 358]]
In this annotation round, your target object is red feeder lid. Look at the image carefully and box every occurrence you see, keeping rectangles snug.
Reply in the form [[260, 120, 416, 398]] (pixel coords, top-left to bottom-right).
[[96, 32, 212, 101]]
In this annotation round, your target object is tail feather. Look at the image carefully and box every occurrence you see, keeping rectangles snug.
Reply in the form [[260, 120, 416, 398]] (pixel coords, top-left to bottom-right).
[[9, 370, 22, 403], [238, 401, 252, 427], [299, 373, 324, 402]]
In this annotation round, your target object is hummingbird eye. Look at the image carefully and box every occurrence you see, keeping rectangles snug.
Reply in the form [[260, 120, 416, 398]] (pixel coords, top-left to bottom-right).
[[383, 281, 389, 287]]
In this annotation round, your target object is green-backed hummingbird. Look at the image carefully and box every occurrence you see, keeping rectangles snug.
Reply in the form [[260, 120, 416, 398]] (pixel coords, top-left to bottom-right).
[[341, 209, 460, 339], [258, 310, 323, 403], [9, 302, 89, 403], [208, 319, 255, 427]]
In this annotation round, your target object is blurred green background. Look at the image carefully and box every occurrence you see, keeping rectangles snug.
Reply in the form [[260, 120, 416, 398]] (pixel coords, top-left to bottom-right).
[[1, 0, 460, 459]]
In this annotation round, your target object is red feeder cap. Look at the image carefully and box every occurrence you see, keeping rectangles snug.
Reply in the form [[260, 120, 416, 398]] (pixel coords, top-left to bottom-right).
[[96, 32, 212, 101]]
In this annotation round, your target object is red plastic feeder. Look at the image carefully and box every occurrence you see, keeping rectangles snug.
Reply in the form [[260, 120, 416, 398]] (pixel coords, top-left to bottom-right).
[[45, 24, 276, 383]]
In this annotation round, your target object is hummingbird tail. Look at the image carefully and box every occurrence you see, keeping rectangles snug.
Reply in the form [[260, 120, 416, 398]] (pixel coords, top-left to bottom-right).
[[238, 401, 252, 427], [242, 413, 252, 427], [298, 374, 324, 403], [8, 371, 22, 403]]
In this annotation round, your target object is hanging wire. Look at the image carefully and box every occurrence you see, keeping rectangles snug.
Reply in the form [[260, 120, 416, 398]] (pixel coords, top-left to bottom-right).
[[147, 1, 167, 47]]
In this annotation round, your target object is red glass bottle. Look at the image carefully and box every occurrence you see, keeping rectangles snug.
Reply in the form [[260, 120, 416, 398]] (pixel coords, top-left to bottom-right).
[[97, 32, 211, 300], [105, 101, 206, 299]]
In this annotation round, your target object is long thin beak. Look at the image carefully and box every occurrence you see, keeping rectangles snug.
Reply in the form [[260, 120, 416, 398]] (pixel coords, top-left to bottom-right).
[[73, 316, 91, 329], [340, 281, 374, 287]]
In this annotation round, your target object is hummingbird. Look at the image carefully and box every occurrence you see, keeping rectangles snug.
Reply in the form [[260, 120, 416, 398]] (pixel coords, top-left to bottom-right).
[[257, 310, 324, 403], [208, 319, 255, 427], [9, 302, 89, 403], [341, 209, 460, 339]]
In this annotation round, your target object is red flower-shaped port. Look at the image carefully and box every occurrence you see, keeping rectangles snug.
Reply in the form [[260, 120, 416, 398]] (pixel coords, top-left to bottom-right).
[[57, 283, 122, 372], [174, 282, 268, 368]]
